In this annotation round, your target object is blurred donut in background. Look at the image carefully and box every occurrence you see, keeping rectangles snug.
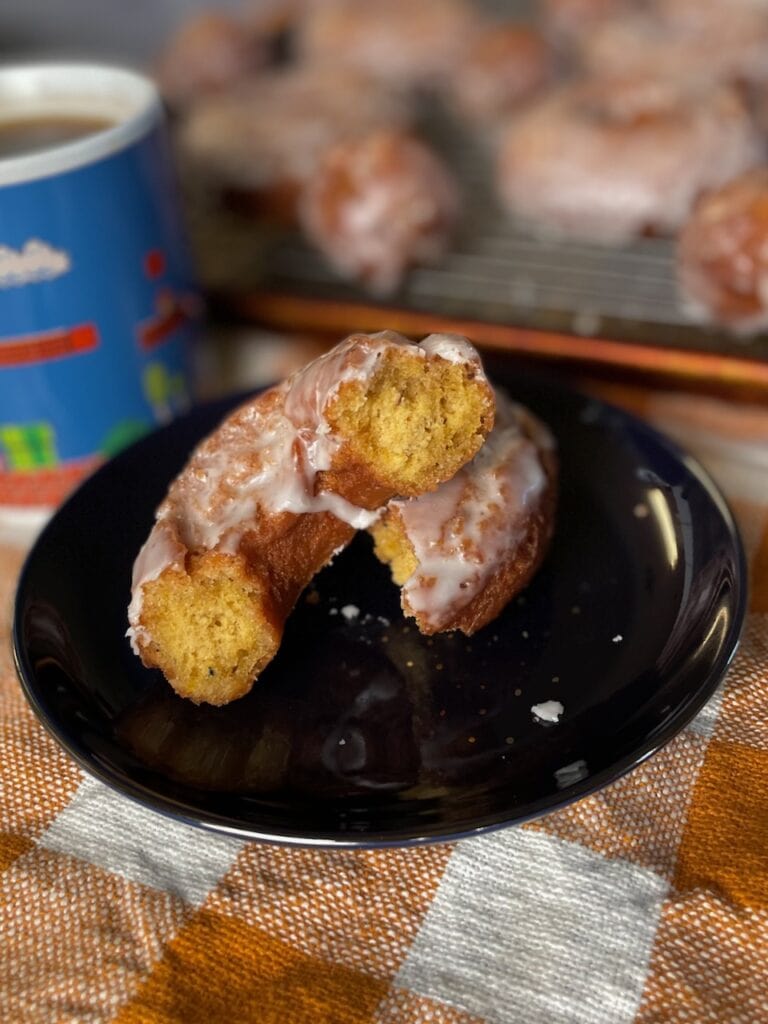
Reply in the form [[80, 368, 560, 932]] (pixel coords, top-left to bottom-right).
[[496, 75, 763, 245], [300, 129, 460, 294], [678, 168, 768, 331], [448, 22, 555, 125], [178, 64, 413, 221], [580, 2, 768, 88], [539, 0, 631, 44], [151, 0, 768, 315], [154, 11, 270, 109], [297, 0, 479, 87]]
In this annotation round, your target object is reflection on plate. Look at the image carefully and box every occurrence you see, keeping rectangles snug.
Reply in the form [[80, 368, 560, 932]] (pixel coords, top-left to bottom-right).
[[13, 370, 746, 847]]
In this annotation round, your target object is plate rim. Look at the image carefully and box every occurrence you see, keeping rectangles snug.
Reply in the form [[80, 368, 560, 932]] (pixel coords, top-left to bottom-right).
[[12, 380, 748, 848]]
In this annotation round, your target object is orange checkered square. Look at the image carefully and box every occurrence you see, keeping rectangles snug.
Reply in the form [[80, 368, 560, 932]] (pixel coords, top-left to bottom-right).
[[714, 615, 768, 751], [206, 843, 454, 980], [674, 737, 768, 911], [636, 894, 768, 1024], [750, 521, 768, 614], [0, 545, 26, 697], [0, 701, 81, 840], [0, 846, 188, 1023], [114, 908, 389, 1024], [0, 831, 33, 873]]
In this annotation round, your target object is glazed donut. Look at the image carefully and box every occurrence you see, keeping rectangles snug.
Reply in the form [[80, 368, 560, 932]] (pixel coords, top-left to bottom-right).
[[580, 4, 768, 88], [540, 0, 630, 44], [677, 168, 768, 330], [128, 331, 495, 705], [654, 0, 768, 30], [496, 75, 762, 245], [178, 65, 411, 219], [299, 130, 460, 295], [154, 12, 269, 109], [297, 0, 479, 87], [449, 22, 554, 125], [370, 389, 557, 636]]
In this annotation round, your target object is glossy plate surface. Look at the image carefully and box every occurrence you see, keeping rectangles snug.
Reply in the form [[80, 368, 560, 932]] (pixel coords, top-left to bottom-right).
[[13, 371, 746, 846]]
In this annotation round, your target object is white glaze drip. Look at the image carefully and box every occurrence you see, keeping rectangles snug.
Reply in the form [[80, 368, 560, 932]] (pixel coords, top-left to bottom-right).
[[126, 520, 186, 652], [155, 336, 397, 552], [128, 330, 484, 641], [394, 389, 552, 630], [420, 333, 480, 365]]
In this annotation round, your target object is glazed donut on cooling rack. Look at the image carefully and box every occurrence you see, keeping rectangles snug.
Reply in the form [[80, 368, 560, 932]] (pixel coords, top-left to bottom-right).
[[496, 75, 762, 245], [677, 168, 768, 331], [370, 389, 557, 637], [579, 3, 768, 88], [297, 0, 479, 87], [128, 331, 495, 705], [299, 129, 460, 295], [154, 12, 269, 109], [178, 64, 412, 221], [540, 0, 630, 44], [448, 22, 554, 125]]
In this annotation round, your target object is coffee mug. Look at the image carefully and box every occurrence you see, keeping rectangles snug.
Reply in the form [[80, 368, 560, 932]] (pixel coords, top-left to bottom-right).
[[0, 63, 198, 538]]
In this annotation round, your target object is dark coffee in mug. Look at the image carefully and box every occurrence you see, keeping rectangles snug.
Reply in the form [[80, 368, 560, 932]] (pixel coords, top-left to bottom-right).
[[0, 115, 114, 159]]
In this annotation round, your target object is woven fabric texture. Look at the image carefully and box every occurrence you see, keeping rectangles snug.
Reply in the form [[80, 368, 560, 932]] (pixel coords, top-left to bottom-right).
[[1, 384, 767, 1024]]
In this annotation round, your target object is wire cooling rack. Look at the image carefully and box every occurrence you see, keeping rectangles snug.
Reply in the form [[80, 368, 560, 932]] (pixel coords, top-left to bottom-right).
[[186, 1, 768, 392]]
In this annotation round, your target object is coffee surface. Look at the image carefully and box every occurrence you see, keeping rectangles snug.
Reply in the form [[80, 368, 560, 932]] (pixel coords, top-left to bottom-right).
[[0, 116, 114, 158]]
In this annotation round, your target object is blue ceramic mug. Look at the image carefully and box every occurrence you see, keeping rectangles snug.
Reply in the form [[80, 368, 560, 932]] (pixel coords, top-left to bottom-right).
[[0, 63, 198, 537]]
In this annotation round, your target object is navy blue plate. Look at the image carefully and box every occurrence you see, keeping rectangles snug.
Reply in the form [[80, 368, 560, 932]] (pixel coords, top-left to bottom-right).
[[13, 371, 746, 846]]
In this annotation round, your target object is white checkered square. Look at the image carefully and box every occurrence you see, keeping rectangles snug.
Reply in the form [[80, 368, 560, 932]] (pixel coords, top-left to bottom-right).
[[396, 829, 667, 1024], [39, 776, 244, 906]]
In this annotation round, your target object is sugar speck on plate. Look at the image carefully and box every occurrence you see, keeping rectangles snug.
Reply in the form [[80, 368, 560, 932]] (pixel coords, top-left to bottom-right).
[[612, 634, 623, 643], [554, 759, 588, 788], [514, 687, 522, 697], [531, 700, 564, 724], [552, 675, 560, 683], [341, 604, 359, 621], [338, 738, 346, 746], [329, 607, 339, 616], [522, 630, 529, 639]]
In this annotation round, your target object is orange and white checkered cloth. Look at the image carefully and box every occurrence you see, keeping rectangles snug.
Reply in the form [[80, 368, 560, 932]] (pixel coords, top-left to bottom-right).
[[1, 384, 767, 1024]]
